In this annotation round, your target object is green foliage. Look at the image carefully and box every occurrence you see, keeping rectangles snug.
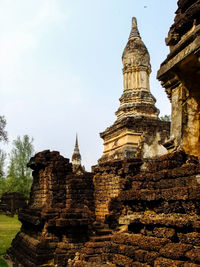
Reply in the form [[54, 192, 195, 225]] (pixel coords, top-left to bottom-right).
[[0, 257, 8, 267], [0, 215, 21, 256], [0, 116, 7, 143], [0, 151, 7, 197], [9, 135, 34, 179], [0, 135, 35, 198], [0, 150, 6, 178], [160, 114, 171, 122], [5, 135, 34, 198], [0, 178, 6, 198], [0, 116, 8, 198]]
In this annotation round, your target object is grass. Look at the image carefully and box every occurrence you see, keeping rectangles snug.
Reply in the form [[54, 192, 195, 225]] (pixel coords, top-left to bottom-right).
[[0, 214, 21, 256], [0, 257, 8, 267]]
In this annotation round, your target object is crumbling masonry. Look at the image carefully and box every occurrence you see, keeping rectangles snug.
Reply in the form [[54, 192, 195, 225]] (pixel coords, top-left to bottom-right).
[[8, 0, 200, 266]]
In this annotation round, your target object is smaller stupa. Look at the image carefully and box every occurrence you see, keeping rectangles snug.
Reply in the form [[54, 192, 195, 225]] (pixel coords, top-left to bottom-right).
[[72, 134, 85, 174], [99, 17, 170, 163]]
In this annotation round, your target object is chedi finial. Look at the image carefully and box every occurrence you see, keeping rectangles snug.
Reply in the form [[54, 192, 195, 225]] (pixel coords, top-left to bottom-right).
[[72, 134, 85, 174], [75, 133, 78, 147], [129, 17, 140, 40], [72, 134, 81, 165]]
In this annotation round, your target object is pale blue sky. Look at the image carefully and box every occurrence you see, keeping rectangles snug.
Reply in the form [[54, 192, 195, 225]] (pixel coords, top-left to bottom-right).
[[0, 0, 177, 170]]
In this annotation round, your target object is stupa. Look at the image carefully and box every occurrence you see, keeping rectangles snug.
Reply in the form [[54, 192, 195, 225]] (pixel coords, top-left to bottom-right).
[[99, 17, 170, 163], [72, 134, 85, 173]]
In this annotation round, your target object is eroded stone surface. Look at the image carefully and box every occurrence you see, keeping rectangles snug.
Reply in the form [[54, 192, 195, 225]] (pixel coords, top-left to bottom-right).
[[157, 0, 200, 159]]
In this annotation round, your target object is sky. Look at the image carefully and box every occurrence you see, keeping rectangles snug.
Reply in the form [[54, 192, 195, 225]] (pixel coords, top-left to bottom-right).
[[0, 0, 178, 171]]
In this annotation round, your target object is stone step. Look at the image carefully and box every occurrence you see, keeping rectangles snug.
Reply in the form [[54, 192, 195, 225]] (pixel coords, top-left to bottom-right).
[[93, 222, 110, 230], [90, 235, 112, 242], [84, 254, 103, 263], [95, 229, 112, 236]]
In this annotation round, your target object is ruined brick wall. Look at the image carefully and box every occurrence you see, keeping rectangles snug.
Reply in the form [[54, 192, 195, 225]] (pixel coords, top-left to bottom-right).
[[79, 151, 200, 266], [166, 0, 200, 46], [92, 159, 142, 222], [0, 192, 27, 214], [28, 150, 71, 209], [7, 151, 200, 267], [8, 150, 95, 267]]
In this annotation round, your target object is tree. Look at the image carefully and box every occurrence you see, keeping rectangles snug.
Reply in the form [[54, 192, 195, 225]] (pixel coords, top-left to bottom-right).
[[0, 116, 7, 177], [160, 115, 171, 122], [0, 115, 7, 197], [6, 135, 34, 198], [0, 116, 8, 142], [0, 149, 6, 177], [0, 150, 6, 197]]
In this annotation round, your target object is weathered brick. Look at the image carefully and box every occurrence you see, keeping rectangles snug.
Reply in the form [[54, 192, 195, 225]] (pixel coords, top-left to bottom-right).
[[154, 257, 184, 267], [134, 249, 158, 264], [127, 234, 168, 251], [112, 254, 133, 266], [153, 227, 175, 239], [160, 243, 193, 260], [186, 248, 200, 263], [178, 232, 200, 246]]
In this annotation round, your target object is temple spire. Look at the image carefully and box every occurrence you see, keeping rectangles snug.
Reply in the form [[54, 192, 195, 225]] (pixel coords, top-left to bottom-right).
[[98, 17, 169, 164], [72, 134, 81, 171], [128, 17, 140, 40], [75, 133, 78, 147], [117, 17, 158, 121]]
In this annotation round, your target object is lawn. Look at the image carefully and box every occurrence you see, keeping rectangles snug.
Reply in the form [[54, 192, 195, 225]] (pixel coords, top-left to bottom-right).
[[0, 257, 8, 267], [0, 214, 21, 256]]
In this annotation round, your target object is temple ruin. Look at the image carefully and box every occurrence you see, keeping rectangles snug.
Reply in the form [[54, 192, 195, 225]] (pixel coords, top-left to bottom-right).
[[157, 0, 200, 158], [8, 1, 200, 266]]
